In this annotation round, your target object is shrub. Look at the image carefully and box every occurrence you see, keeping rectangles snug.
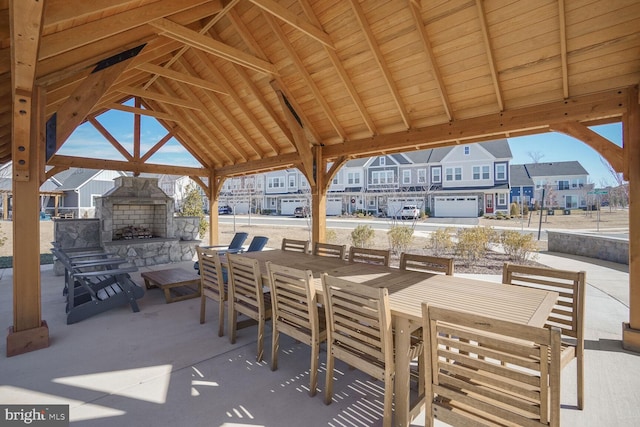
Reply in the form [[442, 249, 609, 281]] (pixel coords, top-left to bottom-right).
[[387, 225, 414, 255], [180, 183, 208, 238], [510, 202, 519, 217], [325, 229, 338, 243], [455, 226, 496, 265], [351, 224, 375, 248], [500, 230, 538, 263], [522, 203, 529, 216], [430, 227, 454, 256]]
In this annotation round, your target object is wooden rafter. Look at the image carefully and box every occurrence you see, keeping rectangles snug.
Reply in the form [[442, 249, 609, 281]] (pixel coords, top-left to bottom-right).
[[215, 152, 300, 178], [298, 0, 376, 136], [106, 103, 179, 121], [43, 0, 151, 29], [136, 62, 228, 95], [410, 0, 454, 120], [263, 12, 346, 141], [349, 0, 410, 130], [474, 0, 504, 111], [558, 0, 569, 99], [118, 85, 200, 109], [148, 18, 277, 75], [140, 132, 173, 163], [143, 0, 240, 90], [87, 117, 134, 161], [248, 0, 334, 50]]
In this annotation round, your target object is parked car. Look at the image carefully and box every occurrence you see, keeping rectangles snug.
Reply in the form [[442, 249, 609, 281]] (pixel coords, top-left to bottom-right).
[[294, 206, 310, 218], [218, 205, 233, 215], [400, 205, 420, 220]]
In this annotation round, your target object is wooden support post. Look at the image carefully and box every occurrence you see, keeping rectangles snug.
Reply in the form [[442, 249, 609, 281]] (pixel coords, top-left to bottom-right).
[[623, 85, 640, 352], [209, 172, 220, 246], [312, 146, 326, 246], [7, 86, 49, 357]]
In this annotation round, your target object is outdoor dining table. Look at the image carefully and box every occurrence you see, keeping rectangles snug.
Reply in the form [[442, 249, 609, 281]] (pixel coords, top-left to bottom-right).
[[231, 249, 559, 427]]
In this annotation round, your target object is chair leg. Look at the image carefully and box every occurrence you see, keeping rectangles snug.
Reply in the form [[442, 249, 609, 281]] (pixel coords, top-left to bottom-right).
[[228, 306, 237, 344], [324, 349, 334, 405], [382, 373, 394, 427], [199, 293, 206, 324], [309, 341, 319, 397], [577, 352, 584, 409], [271, 327, 279, 371], [217, 298, 224, 337], [256, 316, 265, 362]]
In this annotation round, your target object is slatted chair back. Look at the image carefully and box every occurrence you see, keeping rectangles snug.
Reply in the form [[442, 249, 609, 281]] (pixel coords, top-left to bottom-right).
[[422, 304, 562, 427], [227, 253, 272, 361], [348, 246, 391, 267], [502, 262, 586, 409], [197, 247, 227, 336], [313, 242, 346, 259], [399, 253, 454, 275], [266, 262, 326, 396], [322, 273, 394, 427], [246, 236, 269, 252], [281, 238, 310, 253]]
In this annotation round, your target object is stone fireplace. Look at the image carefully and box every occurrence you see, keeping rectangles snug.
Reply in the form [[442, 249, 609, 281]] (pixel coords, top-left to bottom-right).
[[96, 176, 175, 242]]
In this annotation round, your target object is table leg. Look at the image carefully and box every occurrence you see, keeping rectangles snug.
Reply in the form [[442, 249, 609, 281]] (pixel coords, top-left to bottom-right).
[[394, 317, 411, 427]]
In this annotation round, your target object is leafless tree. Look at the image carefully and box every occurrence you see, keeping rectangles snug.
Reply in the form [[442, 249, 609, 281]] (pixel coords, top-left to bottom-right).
[[600, 157, 628, 208], [528, 151, 545, 164]]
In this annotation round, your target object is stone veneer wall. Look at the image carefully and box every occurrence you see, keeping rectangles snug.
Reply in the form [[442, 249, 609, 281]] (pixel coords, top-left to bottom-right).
[[547, 231, 629, 265], [53, 217, 201, 275]]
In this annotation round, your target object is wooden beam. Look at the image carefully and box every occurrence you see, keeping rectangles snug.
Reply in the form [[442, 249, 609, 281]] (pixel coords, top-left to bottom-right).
[[248, 0, 334, 49], [44, 0, 145, 28], [349, 0, 410, 130], [48, 154, 208, 177], [311, 145, 326, 246], [148, 18, 277, 75], [215, 152, 300, 177], [140, 132, 173, 163], [410, 0, 454, 119], [118, 85, 200, 109], [136, 62, 228, 95], [55, 52, 138, 151], [39, 0, 211, 60], [549, 121, 623, 172], [88, 117, 134, 161], [322, 89, 628, 160], [8, 0, 49, 356], [475, 0, 504, 111], [106, 102, 179, 121], [558, 0, 569, 99]]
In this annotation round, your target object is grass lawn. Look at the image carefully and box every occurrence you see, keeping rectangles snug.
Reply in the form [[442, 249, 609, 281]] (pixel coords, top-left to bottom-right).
[[0, 253, 54, 269]]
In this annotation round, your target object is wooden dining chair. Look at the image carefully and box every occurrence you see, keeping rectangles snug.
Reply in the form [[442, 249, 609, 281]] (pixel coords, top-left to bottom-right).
[[281, 238, 310, 253], [312, 242, 346, 259], [422, 303, 562, 427], [266, 262, 326, 396], [503, 262, 586, 410], [348, 246, 391, 266], [227, 253, 272, 362], [197, 247, 227, 336], [399, 253, 454, 275], [321, 273, 394, 427]]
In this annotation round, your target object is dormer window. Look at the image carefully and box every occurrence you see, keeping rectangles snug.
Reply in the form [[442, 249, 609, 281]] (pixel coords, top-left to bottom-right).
[[379, 156, 385, 166], [464, 146, 470, 155]]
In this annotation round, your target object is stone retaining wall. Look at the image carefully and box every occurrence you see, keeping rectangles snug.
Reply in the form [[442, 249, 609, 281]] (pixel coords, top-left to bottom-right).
[[547, 231, 628, 265]]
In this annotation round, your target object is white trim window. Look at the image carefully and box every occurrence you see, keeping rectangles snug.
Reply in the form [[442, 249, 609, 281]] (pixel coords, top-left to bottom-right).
[[347, 172, 361, 185], [402, 170, 411, 184], [472, 166, 481, 180], [495, 164, 506, 180], [446, 167, 462, 182], [482, 165, 490, 179], [498, 193, 507, 205], [464, 146, 470, 155], [379, 156, 386, 166], [371, 170, 394, 185], [417, 169, 427, 184], [268, 177, 285, 189], [431, 167, 441, 183]]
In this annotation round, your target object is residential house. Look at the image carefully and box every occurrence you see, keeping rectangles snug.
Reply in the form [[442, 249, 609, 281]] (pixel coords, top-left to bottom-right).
[[509, 164, 535, 206], [522, 161, 591, 209]]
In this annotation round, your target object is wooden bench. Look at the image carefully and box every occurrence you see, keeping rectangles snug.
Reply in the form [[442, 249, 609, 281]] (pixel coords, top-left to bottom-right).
[[141, 268, 201, 303]]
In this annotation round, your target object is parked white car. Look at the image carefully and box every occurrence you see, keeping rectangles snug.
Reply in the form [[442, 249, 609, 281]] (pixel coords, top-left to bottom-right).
[[400, 205, 420, 219]]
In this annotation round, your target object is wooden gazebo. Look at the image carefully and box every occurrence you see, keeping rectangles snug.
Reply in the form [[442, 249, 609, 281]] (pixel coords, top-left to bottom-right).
[[2, 0, 639, 356]]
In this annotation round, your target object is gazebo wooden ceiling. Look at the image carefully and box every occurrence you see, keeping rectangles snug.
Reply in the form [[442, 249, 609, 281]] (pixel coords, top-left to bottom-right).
[[3, 1, 640, 359]]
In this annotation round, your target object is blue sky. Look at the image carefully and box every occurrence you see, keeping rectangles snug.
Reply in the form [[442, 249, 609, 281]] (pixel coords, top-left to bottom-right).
[[61, 104, 623, 187]]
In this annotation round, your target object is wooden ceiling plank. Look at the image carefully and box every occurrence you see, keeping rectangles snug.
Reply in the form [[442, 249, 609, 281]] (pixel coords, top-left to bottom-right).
[[263, 11, 346, 141], [39, 0, 213, 60], [322, 88, 628, 159], [118, 85, 200, 109], [55, 53, 135, 150], [44, 0, 142, 29], [550, 121, 623, 172], [248, 0, 334, 50], [474, 0, 504, 111], [87, 116, 134, 162], [189, 49, 280, 156], [558, 0, 569, 99], [49, 154, 208, 177], [349, 0, 410, 130], [148, 18, 277, 75], [36, 2, 224, 85], [299, 0, 376, 136], [143, 0, 241, 90], [136, 61, 228, 95]]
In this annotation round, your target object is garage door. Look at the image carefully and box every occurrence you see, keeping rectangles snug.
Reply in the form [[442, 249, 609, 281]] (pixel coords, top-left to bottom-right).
[[327, 198, 342, 216], [434, 196, 478, 218], [281, 199, 307, 215]]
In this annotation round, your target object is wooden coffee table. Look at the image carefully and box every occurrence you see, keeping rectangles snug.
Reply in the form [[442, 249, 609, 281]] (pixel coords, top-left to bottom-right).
[[141, 268, 201, 303]]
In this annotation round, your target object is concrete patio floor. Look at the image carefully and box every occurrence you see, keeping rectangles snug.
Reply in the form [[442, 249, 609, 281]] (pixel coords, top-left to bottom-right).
[[1, 251, 639, 426]]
